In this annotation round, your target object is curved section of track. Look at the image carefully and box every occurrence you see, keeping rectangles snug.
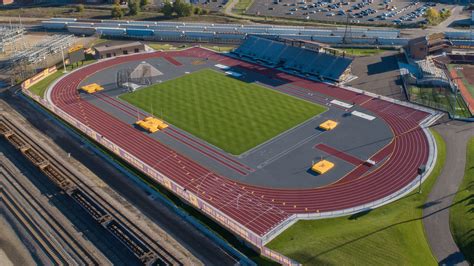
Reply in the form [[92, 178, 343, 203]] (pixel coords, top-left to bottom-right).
[[48, 48, 430, 238]]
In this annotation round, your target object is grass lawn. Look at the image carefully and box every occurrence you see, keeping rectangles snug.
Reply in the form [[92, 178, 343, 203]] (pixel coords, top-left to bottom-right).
[[338, 47, 391, 56], [450, 137, 474, 263], [266, 129, 445, 265], [28, 57, 96, 98], [119, 69, 326, 155], [233, 0, 254, 14], [147, 43, 235, 53], [147, 43, 181, 51], [202, 45, 235, 52], [29, 70, 65, 98]]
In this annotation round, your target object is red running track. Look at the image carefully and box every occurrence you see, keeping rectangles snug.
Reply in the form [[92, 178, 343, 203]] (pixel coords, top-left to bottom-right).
[[49, 48, 430, 237], [315, 143, 365, 165]]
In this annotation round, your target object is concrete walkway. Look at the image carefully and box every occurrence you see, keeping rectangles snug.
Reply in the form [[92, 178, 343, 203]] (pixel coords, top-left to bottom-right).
[[423, 119, 474, 266]]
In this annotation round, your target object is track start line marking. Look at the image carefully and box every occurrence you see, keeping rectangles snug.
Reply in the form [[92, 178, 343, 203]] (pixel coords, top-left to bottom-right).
[[330, 99, 353, 109], [215, 64, 230, 70], [351, 111, 376, 121]]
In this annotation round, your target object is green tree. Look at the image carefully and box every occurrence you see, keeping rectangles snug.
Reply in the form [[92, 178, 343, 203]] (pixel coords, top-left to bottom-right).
[[440, 9, 451, 20], [75, 4, 84, 13], [128, 0, 140, 16], [111, 4, 124, 19], [161, 1, 174, 17], [173, 0, 193, 17], [140, 0, 149, 8], [424, 7, 440, 25]]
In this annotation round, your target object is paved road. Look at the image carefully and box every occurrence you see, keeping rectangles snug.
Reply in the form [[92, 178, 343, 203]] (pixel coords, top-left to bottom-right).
[[423, 119, 474, 266], [0, 90, 239, 265]]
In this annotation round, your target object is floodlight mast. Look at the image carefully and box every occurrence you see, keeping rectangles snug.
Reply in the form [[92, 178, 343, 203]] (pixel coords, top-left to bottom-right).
[[61, 48, 67, 73]]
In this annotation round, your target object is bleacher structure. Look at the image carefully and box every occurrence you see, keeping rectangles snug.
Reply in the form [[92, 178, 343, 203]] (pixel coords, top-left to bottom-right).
[[8, 34, 75, 65], [416, 57, 449, 82], [233, 35, 353, 82], [0, 25, 25, 53]]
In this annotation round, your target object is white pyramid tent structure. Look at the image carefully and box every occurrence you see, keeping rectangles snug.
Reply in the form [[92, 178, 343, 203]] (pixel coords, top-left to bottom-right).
[[130, 61, 163, 85]]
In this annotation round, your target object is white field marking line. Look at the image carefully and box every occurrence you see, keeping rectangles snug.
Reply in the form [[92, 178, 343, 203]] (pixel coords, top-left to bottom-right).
[[183, 172, 212, 188], [351, 110, 376, 121], [257, 131, 324, 169], [151, 154, 175, 169], [238, 115, 322, 159], [398, 109, 418, 121], [220, 191, 251, 209], [214, 64, 229, 69], [330, 99, 353, 109], [244, 206, 275, 226], [378, 102, 396, 113], [225, 71, 242, 77]]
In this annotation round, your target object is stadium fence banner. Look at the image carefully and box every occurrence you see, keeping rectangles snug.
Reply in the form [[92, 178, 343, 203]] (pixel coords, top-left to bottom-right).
[[21, 66, 58, 89]]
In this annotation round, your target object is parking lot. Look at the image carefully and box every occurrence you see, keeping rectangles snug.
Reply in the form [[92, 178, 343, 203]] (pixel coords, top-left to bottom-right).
[[246, 0, 454, 26], [153, 0, 228, 12]]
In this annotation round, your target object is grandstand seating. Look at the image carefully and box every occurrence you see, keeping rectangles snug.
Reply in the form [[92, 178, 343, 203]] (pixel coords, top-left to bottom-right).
[[416, 58, 448, 81], [233, 36, 353, 82]]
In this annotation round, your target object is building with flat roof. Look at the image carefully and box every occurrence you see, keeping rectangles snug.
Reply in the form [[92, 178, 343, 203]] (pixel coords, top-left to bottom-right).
[[94, 41, 145, 59], [407, 33, 452, 60]]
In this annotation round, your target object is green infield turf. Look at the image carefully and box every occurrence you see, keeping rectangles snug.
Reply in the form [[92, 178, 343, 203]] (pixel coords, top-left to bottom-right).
[[450, 137, 474, 263], [266, 129, 445, 265], [119, 69, 326, 155]]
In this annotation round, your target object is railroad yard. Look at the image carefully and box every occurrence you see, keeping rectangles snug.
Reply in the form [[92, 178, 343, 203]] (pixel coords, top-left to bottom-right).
[[0, 100, 203, 266]]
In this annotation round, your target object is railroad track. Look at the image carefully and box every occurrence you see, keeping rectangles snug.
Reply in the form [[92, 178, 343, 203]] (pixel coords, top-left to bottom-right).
[[0, 162, 101, 265], [0, 114, 183, 266]]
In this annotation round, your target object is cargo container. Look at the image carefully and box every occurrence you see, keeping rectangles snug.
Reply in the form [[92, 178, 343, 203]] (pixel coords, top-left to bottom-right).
[[96, 27, 126, 37], [51, 17, 77, 22], [126, 28, 154, 37], [67, 26, 97, 36], [42, 21, 68, 30]]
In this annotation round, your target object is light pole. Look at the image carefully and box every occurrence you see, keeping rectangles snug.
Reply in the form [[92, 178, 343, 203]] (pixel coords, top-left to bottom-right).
[[418, 164, 426, 194], [61, 46, 68, 73]]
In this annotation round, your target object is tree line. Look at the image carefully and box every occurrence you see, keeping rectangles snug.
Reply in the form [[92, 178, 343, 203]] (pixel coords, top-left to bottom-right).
[[111, 0, 209, 19]]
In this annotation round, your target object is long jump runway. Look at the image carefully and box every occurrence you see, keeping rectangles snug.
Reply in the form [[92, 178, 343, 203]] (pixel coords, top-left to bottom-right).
[[47, 47, 432, 241]]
